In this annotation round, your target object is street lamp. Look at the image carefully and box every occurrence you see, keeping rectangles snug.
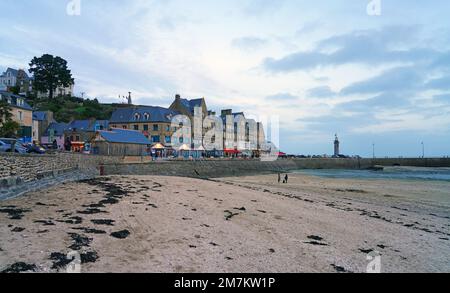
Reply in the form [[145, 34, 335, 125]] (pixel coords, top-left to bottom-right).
[[421, 142, 425, 158], [372, 143, 375, 159]]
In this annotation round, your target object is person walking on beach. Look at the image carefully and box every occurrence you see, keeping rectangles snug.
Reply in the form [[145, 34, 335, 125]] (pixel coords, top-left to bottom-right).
[[278, 173, 281, 184], [284, 174, 289, 184]]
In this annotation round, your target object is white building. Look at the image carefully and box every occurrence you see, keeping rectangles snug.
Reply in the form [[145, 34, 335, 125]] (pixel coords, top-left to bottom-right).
[[36, 84, 75, 98], [0, 68, 33, 94]]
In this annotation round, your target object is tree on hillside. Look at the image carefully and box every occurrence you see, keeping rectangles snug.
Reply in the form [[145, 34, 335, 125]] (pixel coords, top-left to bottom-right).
[[29, 54, 74, 99]]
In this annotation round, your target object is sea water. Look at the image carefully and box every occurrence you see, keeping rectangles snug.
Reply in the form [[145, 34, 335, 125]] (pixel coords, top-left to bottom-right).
[[294, 167, 450, 182]]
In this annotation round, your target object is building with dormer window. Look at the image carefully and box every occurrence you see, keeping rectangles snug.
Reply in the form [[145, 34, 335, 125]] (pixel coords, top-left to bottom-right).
[[0, 91, 33, 139], [109, 106, 180, 146]]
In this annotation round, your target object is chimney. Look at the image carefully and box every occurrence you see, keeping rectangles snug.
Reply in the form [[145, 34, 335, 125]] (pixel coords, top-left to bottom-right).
[[221, 109, 232, 117], [175, 94, 181, 101]]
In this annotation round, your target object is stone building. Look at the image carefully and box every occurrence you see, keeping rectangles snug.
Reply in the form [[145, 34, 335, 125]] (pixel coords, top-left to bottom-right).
[[0, 91, 33, 139], [219, 109, 266, 157], [169, 94, 209, 148], [109, 106, 180, 146], [169, 94, 208, 119]]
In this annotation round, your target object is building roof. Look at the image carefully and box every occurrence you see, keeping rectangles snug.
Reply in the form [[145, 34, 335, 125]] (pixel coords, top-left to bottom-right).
[[33, 111, 55, 122], [110, 106, 179, 123], [0, 91, 32, 111], [97, 128, 151, 145], [67, 120, 109, 132], [221, 111, 247, 123], [179, 98, 204, 114], [0, 68, 18, 78], [0, 68, 31, 81], [44, 122, 69, 137]]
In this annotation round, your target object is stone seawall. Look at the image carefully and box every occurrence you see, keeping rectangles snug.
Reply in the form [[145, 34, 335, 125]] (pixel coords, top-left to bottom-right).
[[101, 158, 371, 178], [2, 154, 450, 200], [0, 153, 122, 200], [102, 157, 450, 179]]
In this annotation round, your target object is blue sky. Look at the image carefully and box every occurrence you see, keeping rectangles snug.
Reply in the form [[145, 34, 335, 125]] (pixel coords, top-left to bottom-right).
[[1, 0, 449, 157]]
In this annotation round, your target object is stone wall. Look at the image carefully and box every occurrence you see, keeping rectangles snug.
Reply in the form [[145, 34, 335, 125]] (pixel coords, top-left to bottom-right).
[[0, 152, 121, 182], [0, 152, 122, 200], [102, 157, 450, 179], [2, 154, 450, 200]]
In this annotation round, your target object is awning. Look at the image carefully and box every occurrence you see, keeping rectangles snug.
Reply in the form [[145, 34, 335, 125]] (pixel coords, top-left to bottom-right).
[[178, 144, 191, 151], [195, 145, 206, 151], [278, 152, 287, 156], [224, 149, 241, 154], [151, 143, 165, 150]]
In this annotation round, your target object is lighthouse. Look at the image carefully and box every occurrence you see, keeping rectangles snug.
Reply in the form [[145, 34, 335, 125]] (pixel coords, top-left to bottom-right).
[[334, 134, 340, 157]]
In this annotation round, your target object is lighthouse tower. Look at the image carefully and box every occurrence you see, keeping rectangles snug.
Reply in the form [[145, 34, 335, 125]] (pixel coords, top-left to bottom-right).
[[334, 134, 340, 157]]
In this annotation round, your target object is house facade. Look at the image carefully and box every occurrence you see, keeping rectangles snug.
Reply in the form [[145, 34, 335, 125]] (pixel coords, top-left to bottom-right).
[[32, 111, 55, 143], [0, 68, 33, 95], [109, 106, 180, 146], [64, 119, 109, 151], [36, 84, 74, 99], [41, 122, 68, 150], [169, 95, 209, 148], [0, 91, 33, 139]]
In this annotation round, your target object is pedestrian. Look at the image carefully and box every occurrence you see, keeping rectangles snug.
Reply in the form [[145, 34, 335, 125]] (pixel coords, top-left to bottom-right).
[[278, 173, 281, 184], [284, 174, 289, 184]]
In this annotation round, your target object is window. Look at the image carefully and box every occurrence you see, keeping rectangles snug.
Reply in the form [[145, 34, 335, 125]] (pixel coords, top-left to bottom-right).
[[179, 137, 184, 144], [143, 125, 149, 131], [134, 113, 141, 120], [151, 136, 160, 143], [165, 136, 171, 144], [18, 111, 23, 121], [166, 125, 170, 132], [122, 125, 127, 129], [153, 124, 159, 131], [144, 113, 150, 120], [134, 125, 139, 131], [76, 136, 80, 141]]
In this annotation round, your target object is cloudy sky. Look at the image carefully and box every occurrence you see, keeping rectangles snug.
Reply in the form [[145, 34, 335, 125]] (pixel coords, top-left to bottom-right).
[[1, 0, 449, 156]]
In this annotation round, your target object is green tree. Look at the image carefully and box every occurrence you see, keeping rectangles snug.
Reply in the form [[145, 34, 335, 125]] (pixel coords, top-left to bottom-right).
[[29, 54, 74, 99], [9, 85, 20, 95], [0, 100, 13, 123], [0, 121, 20, 138], [0, 100, 20, 137]]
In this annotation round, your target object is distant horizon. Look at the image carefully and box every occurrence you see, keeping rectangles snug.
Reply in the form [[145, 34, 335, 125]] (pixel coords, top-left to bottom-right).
[[1, 1, 449, 157]]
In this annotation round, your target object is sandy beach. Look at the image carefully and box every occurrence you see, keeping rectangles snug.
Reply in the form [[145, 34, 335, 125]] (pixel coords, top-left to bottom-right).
[[0, 174, 449, 273]]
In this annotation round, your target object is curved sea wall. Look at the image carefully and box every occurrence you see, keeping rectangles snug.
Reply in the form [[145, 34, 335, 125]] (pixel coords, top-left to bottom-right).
[[101, 158, 450, 179], [2, 153, 450, 200]]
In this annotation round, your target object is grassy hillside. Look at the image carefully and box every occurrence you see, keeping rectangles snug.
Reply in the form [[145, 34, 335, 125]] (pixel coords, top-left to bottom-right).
[[28, 96, 118, 123]]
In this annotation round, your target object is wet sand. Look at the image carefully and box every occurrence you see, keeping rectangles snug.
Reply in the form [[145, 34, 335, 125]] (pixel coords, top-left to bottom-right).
[[0, 174, 449, 273]]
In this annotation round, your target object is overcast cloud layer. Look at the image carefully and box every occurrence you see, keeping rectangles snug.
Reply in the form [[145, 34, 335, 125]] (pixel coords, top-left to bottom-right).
[[1, 0, 449, 156]]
